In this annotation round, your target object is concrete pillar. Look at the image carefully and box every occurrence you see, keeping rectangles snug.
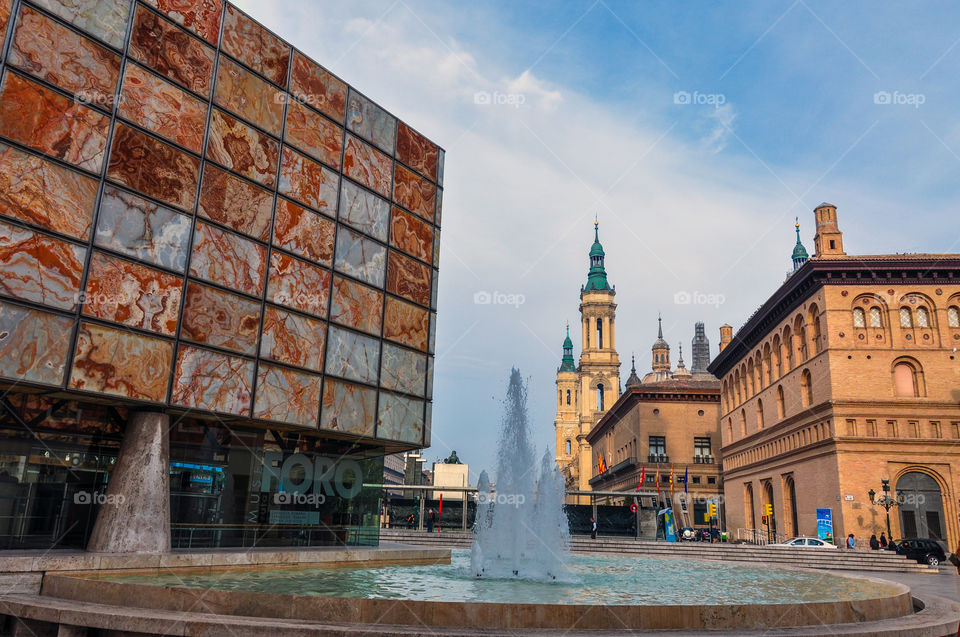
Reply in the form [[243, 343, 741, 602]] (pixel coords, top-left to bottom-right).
[[87, 411, 170, 553]]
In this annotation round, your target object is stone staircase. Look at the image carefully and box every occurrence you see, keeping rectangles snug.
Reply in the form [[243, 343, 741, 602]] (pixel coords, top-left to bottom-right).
[[379, 529, 936, 574]]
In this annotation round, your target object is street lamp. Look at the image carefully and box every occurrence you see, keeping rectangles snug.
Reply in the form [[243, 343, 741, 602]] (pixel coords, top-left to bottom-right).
[[868, 478, 901, 541]]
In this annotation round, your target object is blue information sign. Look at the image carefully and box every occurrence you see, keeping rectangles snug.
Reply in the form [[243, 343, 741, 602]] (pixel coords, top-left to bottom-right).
[[816, 508, 834, 543]]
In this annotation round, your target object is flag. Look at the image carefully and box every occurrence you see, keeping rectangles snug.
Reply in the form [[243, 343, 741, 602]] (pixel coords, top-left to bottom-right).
[[636, 465, 645, 492], [655, 466, 660, 494], [597, 452, 607, 474], [684, 466, 689, 494]]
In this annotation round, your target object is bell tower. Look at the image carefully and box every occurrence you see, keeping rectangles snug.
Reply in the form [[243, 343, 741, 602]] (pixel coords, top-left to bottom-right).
[[813, 203, 845, 257], [554, 324, 580, 481]]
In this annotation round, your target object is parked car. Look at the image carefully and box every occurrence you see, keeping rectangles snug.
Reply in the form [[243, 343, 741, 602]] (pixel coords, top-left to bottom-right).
[[679, 527, 696, 541], [773, 536, 838, 549], [888, 538, 946, 566]]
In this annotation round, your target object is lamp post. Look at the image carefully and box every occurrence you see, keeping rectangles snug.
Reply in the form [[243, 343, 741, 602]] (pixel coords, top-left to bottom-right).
[[868, 478, 901, 541]]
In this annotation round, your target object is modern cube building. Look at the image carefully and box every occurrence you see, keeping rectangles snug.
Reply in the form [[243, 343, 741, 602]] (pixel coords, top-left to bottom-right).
[[0, 0, 442, 551]]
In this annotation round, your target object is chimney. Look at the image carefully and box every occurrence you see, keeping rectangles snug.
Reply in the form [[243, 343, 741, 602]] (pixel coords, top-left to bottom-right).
[[719, 324, 733, 352], [813, 203, 845, 257]]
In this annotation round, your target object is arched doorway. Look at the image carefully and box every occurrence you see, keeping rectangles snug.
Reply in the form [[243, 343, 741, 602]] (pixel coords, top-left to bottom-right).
[[744, 483, 755, 529], [782, 475, 798, 537], [762, 481, 776, 542], [897, 472, 945, 541]]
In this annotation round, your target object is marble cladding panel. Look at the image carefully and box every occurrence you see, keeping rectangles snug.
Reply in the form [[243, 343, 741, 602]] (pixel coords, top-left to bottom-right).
[[9, 6, 121, 103], [0, 71, 108, 173], [266, 251, 330, 318], [0, 219, 85, 310], [387, 251, 431, 307], [198, 163, 273, 241], [437, 148, 444, 186], [424, 401, 432, 445], [393, 163, 436, 223], [333, 226, 386, 288], [141, 0, 222, 44], [396, 121, 438, 182], [429, 312, 436, 353], [253, 363, 320, 427], [390, 206, 432, 263], [383, 296, 428, 351], [284, 99, 342, 169], [259, 305, 325, 372], [289, 50, 346, 123], [435, 187, 443, 226], [277, 146, 338, 215], [0, 300, 74, 386], [379, 342, 425, 396], [426, 357, 433, 399], [106, 123, 200, 211], [433, 229, 440, 267], [377, 391, 423, 444], [94, 185, 190, 271], [324, 325, 379, 384], [118, 62, 207, 153], [69, 321, 173, 402], [320, 378, 375, 436], [0, 141, 97, 240], [214, 56, 283, 137], [189, 220, 266, 296], [30, 0, 131, 48], [0, 0, 9, 51], [180, 281, 260, 355], [171, 344, 253, 415], [430, 267, 438, 309], [206, 108, 279, 188], [221, 4, 289, 87], [346, 89, 395, 154], [338, 179, 388, 242], [128, 5, 215, 97], [272, 197, 334, 266], [329, 275, 382, 336], [81, 251, 182, 336], [342, 134, 391, 197]]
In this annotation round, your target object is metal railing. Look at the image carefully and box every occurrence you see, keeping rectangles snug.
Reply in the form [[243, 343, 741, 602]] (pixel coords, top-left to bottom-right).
[[647, 454, 669, 463], [737, 528, 787, 545], [694, 455, 715, 464]]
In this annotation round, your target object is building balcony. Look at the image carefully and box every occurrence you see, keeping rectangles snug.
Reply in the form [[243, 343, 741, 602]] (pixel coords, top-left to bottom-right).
[[694, 455, 715, 464], [647, 454, 669, 464]]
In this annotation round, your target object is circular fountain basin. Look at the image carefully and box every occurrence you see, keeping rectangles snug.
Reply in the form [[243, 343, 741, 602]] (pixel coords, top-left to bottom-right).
[[42, 549, 916, 632]]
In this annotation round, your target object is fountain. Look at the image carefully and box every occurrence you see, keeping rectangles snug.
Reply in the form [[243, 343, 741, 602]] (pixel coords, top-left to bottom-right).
[[471, 368, 569, 580]]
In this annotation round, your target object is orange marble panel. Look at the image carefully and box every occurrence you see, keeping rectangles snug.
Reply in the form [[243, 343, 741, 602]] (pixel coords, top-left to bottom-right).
[[30, 0, 130, 49], [214, 56, 283, 137], [172, 344, 252, 416], [277, 147, 338, 214], [118, 62, 207, 153], [0, 71, 109, 172], [259, 305, 325, 372], [253, 363, 320, 428], [189, 220, 266, 297], [396, 121, 438, 182], [107, 123, 200, 211], [329, 275, 383, 335], [0, 141, 98, 240], [342, 134, 391, 197], [0, 219, 85, 311], [180, 281, 260, 355], [383, 296, 428, 351], [82, 251, 181, 335], [387, 251, 431, 307], [393, 163, 436, 222], [266, 251, 330, 318], [272, 198, 334, 266], [69, 321, 173, 402], [284, 99, 342, 169], [205, 109, 279, 188], [289, 50, 346, 123], [390, 206, 433, 263], [8, 6, 121, 104], [221, 4, 289, 87], [198, 163, 273, 241], [129, 5, 215, 97], [0, 0, 12, 51], [142, 0, 222, 44]]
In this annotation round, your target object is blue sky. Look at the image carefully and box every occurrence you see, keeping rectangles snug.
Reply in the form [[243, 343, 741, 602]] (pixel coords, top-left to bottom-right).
[[239, 0, 960, 478]]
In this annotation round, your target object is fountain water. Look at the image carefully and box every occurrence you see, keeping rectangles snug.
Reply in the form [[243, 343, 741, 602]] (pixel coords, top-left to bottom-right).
[[471, 368, 569, 580]]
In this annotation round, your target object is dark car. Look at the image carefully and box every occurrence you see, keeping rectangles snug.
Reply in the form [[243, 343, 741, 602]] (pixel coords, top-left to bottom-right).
[[888, 538, 946, 567]]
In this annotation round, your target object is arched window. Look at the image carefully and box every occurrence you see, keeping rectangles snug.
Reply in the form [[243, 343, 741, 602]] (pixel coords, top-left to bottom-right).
[[852, 307, 865, 327], [894, 362, 919, 397], [727, 418, 733, 440], [740, 409, 746, 436], [782, 327, 793, 370], [776, 385, 785, 419], [949, 306, 960, 328], [757, 398, 765, 429], [900, 307, 912, 328], [800, 369, 813, 407], [916, 307, 930, 328], [869, 306, 882, 328], [566, 389, 571, 405], [596, 318, 603, 348], [596, 384, 604, 411], [747, 360, 756, 395], [565, 440, 572, 455], [772, 335, 782, 378]]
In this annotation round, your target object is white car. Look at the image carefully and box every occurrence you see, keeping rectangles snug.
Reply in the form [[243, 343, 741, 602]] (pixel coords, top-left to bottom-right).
[[774, 536, 837, 549]]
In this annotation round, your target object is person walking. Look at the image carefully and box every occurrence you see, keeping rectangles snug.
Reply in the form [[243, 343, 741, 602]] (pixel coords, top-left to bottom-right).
[[879, 532, 888, 549], [869, 534, 880, 550], [846, 533, 856, 550], [590, 517, 597, 540], [427, 508, 435, 533]]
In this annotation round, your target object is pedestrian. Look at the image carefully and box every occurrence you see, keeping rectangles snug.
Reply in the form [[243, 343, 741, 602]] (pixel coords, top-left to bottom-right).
[[629, 520, 637, 539], [846, 533, 856, 550], [427, 508, 435, 533], [869, 534, 879, 550], [879, 532, 888, 548], [590, 517, 597, 540]]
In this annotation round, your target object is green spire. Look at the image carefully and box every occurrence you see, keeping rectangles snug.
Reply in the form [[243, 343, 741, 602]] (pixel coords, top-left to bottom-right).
[[792, 217, 809, 270], [584, 220, 611, 291], [559, 323, 576, 372]]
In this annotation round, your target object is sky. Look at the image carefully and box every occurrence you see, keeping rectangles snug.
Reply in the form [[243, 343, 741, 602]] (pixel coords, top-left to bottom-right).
[[237, 0, 960, 480]]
